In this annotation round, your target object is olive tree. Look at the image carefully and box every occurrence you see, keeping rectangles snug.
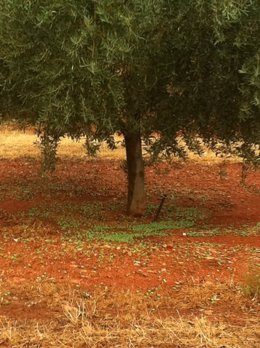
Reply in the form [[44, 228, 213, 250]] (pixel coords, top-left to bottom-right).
[[0, 0, 259, 216]]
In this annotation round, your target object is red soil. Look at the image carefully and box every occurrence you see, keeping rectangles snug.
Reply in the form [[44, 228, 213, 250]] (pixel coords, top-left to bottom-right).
[[0, 159, 259, 293]]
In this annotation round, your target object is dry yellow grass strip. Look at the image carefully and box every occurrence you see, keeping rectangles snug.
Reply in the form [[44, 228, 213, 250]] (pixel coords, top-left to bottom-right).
[[0, 128, 125, 160], [0, 280, 259, 347], [0, 314, 259, 347], [0, 126, 241, 163]]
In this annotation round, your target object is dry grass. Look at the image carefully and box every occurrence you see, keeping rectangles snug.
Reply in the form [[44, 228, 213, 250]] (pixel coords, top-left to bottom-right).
[[242, 265, 260, 300], [1, 316, 259, 348], [0, 125, 241, 163], [0, 126, 125, 160], [0, 280, 259, 347]]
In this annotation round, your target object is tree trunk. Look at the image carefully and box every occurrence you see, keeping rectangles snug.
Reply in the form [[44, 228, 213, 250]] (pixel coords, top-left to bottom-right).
[[125, 132, 145, 216]]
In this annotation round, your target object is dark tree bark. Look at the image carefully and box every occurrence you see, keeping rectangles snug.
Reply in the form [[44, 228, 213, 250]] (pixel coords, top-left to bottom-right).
[[124, 132, 145, 216]]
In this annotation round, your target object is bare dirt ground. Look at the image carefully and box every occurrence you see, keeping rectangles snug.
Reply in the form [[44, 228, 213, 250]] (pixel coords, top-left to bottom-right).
[[0, 127, 259, 347]]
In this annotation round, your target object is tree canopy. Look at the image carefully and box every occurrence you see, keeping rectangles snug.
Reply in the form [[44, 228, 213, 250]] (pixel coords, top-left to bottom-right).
[[0, 0, 259, 215]]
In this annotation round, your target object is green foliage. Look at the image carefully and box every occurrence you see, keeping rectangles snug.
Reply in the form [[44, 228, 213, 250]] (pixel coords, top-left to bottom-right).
[[186, 223, 260, 237], [0, 0, 259, 163], [80, 202, 103, 219], [80, 218, 196, 243], [58, 218, 81, 231], [0, 0, 259, 215], [86, 230, 138, 243], [132, 220, 194, 233], [152, 0, 260, 160], [0, 0, 164, 135], [86, 222, 171, 243], [145, 203, 207, 222], [175, 207, 206, 222], [186, 229, 222, 237]]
